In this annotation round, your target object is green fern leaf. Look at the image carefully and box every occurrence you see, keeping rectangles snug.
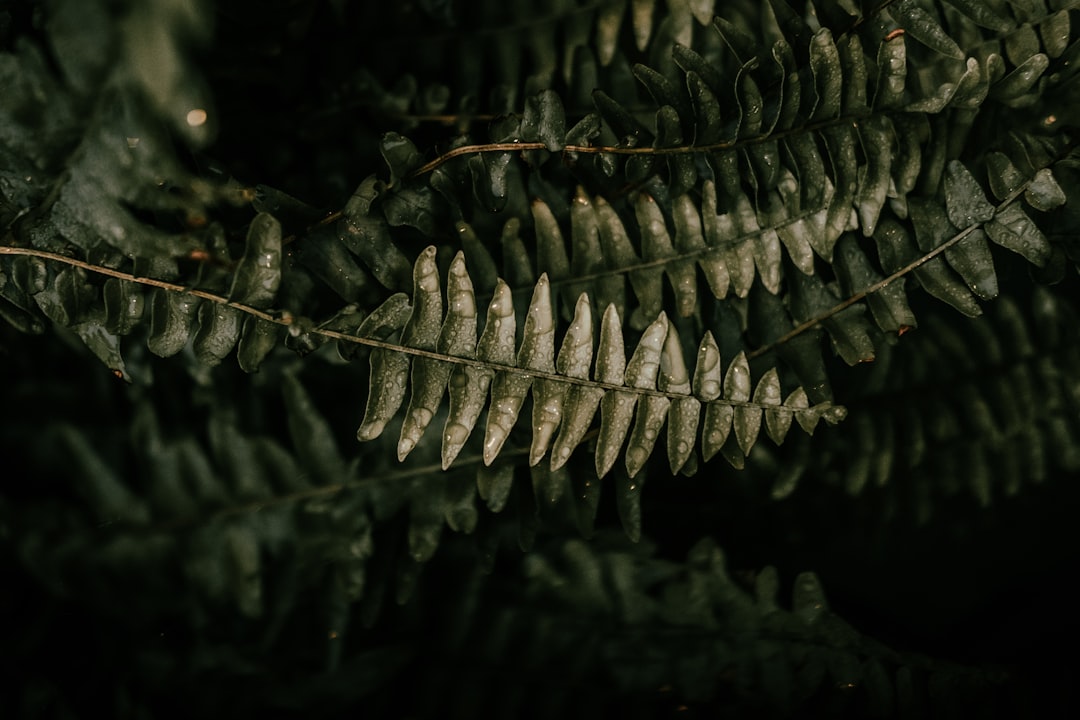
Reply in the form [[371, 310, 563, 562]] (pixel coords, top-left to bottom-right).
[[352, 246, 838, 476]]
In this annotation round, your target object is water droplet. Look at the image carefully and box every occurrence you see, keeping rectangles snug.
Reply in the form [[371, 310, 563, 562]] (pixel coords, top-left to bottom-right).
[[444, 423, 470, 445], [485, 425, 507, 451], [626, 446, 648, 475], [357, 420, 386, 441], [397, 436, 416, 460]]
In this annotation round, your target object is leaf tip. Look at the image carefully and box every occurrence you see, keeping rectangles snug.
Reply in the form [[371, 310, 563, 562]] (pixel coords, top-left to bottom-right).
[[356, 421, 386, 442]]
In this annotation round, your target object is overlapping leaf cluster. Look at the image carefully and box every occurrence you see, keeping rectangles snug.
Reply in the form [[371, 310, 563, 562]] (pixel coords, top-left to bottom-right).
[[3, 1, 1080, 716], [346, 0, 719, 122], [759, 281, 1080, 517], [2, 0, 1077, 526], [343, 0, 1077, 403]]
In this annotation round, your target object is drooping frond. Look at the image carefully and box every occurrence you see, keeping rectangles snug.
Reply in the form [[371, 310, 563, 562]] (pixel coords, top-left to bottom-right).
[[758, 280, 1080, 520]]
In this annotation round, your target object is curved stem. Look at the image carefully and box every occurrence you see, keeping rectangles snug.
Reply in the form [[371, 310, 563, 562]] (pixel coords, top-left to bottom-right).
[[0, 236, 819, 413], [748, 182, 1032, 360]]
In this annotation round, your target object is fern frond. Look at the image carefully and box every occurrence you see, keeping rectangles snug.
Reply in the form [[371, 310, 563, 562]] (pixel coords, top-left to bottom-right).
[[352, 246, 844, 476], [445, 534, 1014, 718], [758, 281, 1080, 517]]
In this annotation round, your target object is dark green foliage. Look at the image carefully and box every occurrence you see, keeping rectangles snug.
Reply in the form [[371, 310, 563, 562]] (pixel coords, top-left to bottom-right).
[[3, 0, 1080, 717]]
